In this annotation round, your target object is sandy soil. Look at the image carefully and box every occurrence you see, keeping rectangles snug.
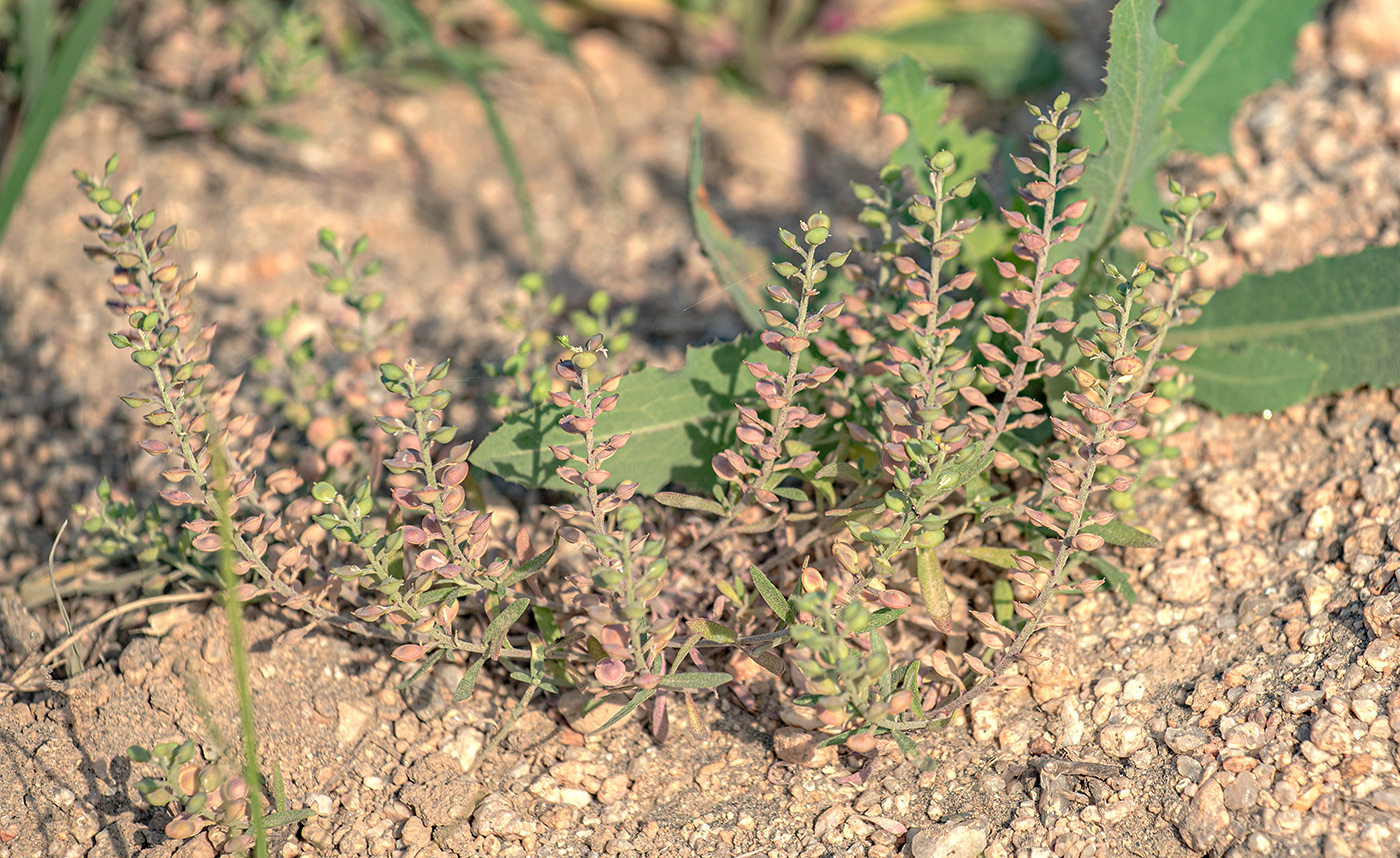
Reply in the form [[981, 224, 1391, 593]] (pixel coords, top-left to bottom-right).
[[2, 3, 1400, 857]]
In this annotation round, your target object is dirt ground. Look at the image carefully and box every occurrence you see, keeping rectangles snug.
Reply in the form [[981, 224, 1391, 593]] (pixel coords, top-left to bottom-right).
[[2, 2, 1400, 857]]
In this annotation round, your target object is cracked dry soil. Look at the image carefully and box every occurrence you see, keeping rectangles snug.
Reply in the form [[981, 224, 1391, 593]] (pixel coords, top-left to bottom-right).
[[3, 3, 1400, 857]]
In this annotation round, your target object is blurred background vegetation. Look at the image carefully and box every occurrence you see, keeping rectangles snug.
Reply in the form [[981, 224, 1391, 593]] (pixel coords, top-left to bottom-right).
[[0, 0, 1075, 250]]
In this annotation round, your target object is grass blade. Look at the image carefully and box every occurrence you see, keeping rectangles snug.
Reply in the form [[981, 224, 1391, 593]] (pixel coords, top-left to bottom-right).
[[0, 0, 118, 243]]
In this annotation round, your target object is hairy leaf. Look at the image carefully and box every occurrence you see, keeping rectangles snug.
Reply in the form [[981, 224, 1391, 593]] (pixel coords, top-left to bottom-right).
[[1159, 0, 1323, 156], [473, 335, 783, 494], [1066, 0, 1179, 261], [1182, 344, 1326, 416], [1171, 245, 1400, 413], [807, 9, 1054, 98], [1082, 519, 1160, 549], [877, 56, 997, 188]]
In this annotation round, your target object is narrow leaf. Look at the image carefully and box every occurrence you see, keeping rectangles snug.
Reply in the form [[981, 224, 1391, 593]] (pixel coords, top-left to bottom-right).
[[1082, 519, 1160, 549], [655, 491, 727, 515], [687, 117, 771, 330], [954, 545, 1024, 569], [916, 549, 952, 634], [594, 689, 654, 734], [656, 671, 732, 690], [750, 565, 795, 626]]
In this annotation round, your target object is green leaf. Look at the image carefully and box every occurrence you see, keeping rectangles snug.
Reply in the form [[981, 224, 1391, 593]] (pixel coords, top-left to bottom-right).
[[1082, 519, 1160, 549], [687, 117, 772, 331], [954, 546, 1024, 569], [654, 491, 727, 515], [875, 56, 997, 188], [497, 0, 573, 59], [473, 335, 784, 494], [502, 535, 558, 586], [916, 548, 952, 634], [867, 607, 905, 631], [750, 565, 795, 627], [1170, 245, 1400, 413], [807, 10, 1054, 98], [992, 578, 1014, 626], [482, 598, 531, 650], [594, 689, 653, 734], [1085, 555, 1138, 604], [1181, 343, 1326, 416], [656, 671, 732, 690], [1160, 0, 1324, 156], [1065, 0, 1180, 262]]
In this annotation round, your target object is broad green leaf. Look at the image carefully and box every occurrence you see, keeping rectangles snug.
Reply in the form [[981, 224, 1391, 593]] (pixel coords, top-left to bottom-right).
[[807, 10, 1054, 98], [1159, 0, 1323, 156], [1065, 0, 1179, 262], [876, 55, 997, 188], [1182, 343, 1326, 416], [473, 335, 784, 494], [1082, 519, 1160, 549], [687, 117, 771, 331], [1171, 245, 1400, 413]]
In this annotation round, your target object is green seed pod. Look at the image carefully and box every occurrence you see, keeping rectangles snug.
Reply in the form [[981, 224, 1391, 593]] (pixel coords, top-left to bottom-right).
[[135, 210, 157, 231], [359, 291, 386, 312], [908, 203, 935, 223], [325, 277, 350, 295], [1052, 91, 1072, 112], [573, 351, 597, 369], [1163, 255, 1190, 274], [593, 566, 623, 590], [929, 150, 956, 172], [858, 208, 888, 228], [1032, 123, 1058, 142], [109, 333, 132, 349], [952, 179, 976, 198], [311, 482, 336, 504], [1145, 229, 1170, 248], [864, 651, 889, 678], [132, 349, 160, 367], [406, 395, 431, 411], [430, 389, 452, 409], [1173, 195, 1200, 215], [884, 493, 908, 513], [804, 226, 829, 246]]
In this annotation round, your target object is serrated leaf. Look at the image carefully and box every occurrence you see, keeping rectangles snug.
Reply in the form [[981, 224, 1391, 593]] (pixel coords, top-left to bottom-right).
[[1181, 343, 1326, 416], [1082, 519, 1160, 549], [688, 117, 771, 331], [657, 671, 732, 690], [1160, 0, 1323, 156], [875, 56, 997, 189], [473, 335, 784, 494], [1169, 246, 1400, 413], [808, 10, 1054, 98], [1065, 0, 1180, 262]]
